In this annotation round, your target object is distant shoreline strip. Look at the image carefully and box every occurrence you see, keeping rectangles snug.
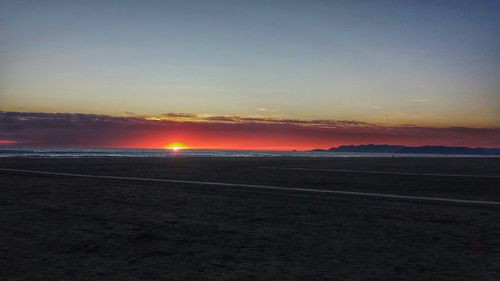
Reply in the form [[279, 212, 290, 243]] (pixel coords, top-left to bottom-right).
[[260, 167, 500, 178], [1, 168, 499, 206]]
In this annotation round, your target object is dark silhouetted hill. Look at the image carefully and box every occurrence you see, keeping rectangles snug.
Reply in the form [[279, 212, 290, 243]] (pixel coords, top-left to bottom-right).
[[312, 145, 500, 155]]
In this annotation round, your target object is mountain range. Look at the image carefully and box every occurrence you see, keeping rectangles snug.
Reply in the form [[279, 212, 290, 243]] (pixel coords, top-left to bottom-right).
[[312, 145, 500, 155]]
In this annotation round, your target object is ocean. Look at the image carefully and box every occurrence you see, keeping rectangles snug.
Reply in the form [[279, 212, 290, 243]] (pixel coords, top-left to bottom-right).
[[0, 147, 495, 158]]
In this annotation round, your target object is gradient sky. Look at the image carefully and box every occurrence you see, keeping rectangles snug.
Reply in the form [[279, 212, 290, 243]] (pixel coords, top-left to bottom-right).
[[1, 1, 500, 149]]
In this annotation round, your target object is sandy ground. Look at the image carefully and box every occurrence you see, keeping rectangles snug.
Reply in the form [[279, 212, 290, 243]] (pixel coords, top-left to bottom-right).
[[0, 157, 499, 280]]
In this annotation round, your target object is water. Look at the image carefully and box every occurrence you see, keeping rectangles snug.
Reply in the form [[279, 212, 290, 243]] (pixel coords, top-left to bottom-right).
[[0, 147, 495, 158]]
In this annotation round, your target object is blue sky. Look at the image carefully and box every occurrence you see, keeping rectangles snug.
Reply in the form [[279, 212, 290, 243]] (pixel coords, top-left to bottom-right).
[[1, 0, 499, 126]]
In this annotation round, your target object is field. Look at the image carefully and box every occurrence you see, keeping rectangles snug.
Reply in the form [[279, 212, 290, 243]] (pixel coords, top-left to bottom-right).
[[1, 157, 499, 280]]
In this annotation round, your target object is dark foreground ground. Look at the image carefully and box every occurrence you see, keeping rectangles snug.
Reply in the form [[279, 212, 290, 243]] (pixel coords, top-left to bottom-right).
[[0, 157, 499, 280]]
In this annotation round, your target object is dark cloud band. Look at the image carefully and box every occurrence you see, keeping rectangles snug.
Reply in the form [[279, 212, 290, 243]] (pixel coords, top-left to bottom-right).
[[1, 111, 499, 149]]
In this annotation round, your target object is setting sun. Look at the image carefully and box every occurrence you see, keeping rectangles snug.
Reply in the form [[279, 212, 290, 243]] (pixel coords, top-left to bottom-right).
[[163, 143, 189, 151]]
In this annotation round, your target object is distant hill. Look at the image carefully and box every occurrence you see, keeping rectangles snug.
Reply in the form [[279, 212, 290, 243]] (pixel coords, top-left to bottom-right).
[[312, 145, 500, 155]]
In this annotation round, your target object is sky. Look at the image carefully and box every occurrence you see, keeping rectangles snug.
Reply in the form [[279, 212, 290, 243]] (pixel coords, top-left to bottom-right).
[[1, 0, 500, 149]]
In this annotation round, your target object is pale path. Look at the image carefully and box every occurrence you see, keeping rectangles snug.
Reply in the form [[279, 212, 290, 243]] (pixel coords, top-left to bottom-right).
[[1, 168, 500, 206], [260, 167, 500, 178]]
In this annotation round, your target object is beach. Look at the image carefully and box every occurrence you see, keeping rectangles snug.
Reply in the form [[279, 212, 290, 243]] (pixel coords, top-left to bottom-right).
[[1, 157, 499, 280]]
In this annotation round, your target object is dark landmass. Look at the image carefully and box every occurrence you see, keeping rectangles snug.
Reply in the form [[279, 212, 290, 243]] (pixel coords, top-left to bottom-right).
[[312, 144, 500, 155], [1, 157, 500, 281]]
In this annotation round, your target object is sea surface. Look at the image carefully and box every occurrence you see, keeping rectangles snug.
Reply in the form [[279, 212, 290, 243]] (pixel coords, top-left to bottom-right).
[[0, 147, 495, 158]]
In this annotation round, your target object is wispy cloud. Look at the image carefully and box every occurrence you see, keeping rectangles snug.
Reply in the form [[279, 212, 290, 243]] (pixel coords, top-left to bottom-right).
[[143, 113, 372, 129], [413, 99, 429, 102], [256, 108, 277, 112]]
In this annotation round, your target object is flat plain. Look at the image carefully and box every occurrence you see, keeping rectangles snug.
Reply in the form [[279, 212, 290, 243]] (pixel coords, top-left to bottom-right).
[[1, 157, 499, 280]]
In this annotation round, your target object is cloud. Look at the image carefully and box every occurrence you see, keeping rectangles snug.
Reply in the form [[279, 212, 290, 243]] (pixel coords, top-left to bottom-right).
[[256, 108, 277, 112], [413, 99, 429, 102], [140, 113, 373, 129], [1, 111, 499, 149], [161, 113, 197, 118]]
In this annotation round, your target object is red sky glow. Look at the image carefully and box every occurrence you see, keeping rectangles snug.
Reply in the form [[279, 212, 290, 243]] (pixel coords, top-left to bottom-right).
[[1, 112, 499, 150]]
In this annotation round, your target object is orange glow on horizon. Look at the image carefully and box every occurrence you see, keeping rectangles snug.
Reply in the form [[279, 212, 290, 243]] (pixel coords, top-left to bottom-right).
[[163, 142, 189, 151], [139, 137, 336, 151], [69, 117, 500, 150], [0, 139, 17, 145], [127, 130, 386, 151]]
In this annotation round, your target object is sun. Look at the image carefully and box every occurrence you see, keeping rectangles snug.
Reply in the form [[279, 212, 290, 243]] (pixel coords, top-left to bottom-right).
[[163, 142, 188, 152]]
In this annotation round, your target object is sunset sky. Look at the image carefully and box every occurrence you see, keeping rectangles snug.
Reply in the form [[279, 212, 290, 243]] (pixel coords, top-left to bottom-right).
[[1, 0, 499, 149]]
